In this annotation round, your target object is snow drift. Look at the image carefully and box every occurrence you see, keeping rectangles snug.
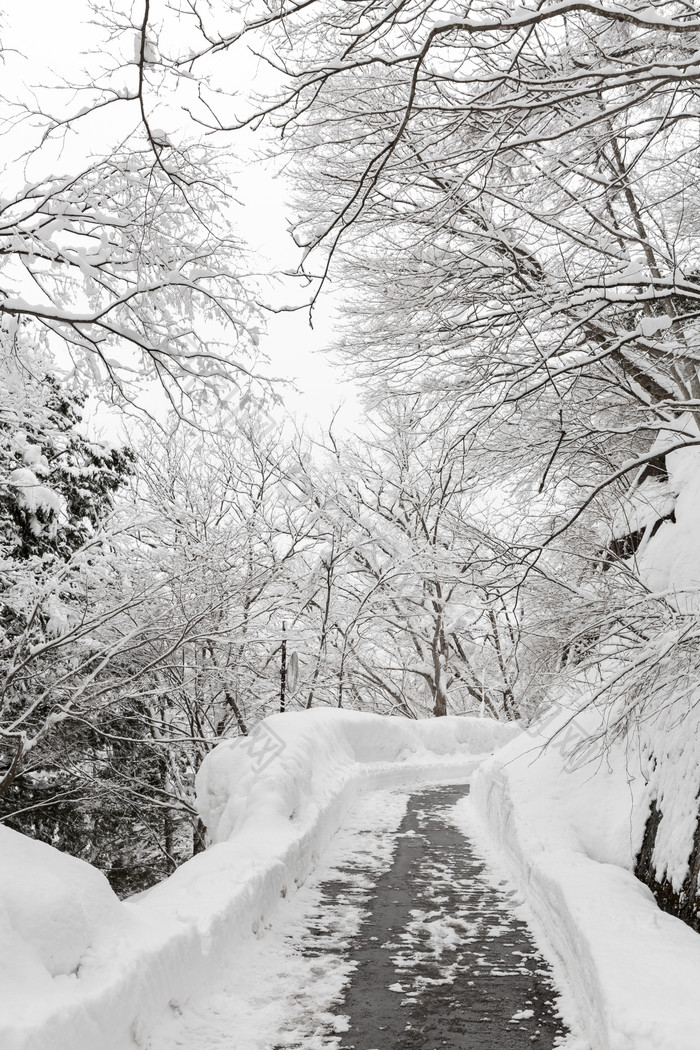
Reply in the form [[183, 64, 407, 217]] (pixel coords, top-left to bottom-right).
[[473, 703, 700, 1050], [0, 709, 517, 1050]]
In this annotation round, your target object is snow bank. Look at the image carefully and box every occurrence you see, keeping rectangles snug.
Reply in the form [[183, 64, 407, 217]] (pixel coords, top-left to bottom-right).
[[640, 698, 700, 894], [632, 423, 700, 604], [473, 705, 700, 1050], [0, 709, 516, 1050], [0, 826, 177, 1050], [0, 828, 138, 1023], [197, 708, 517, 843]]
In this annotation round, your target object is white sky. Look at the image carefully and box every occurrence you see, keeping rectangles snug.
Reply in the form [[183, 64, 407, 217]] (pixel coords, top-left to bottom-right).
[[233, 161, 362, 432]]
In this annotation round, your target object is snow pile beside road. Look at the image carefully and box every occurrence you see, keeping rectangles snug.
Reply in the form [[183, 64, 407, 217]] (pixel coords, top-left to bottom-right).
[[473, 704, 700, 1050], [0, 825, 178, 1050], [639, 695, 700, 895], [0, 709, 516, 1050], [197, 708, 519, 843], [633, 424, 700, 604], [0, 827, 139, 1029]]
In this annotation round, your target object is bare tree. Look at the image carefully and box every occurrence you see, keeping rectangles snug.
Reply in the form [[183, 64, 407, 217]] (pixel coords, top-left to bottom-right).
[[1, 1, 265, 416], [186, 0, 700, 524]]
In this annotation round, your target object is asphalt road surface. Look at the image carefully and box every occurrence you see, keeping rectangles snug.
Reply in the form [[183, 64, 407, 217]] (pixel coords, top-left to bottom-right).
[[148, 785, 574, 1050], [311, 785, 569, 1050]]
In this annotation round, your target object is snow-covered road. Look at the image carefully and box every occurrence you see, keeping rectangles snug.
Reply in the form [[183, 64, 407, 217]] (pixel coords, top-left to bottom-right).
[[146, 786, 586, 1050]]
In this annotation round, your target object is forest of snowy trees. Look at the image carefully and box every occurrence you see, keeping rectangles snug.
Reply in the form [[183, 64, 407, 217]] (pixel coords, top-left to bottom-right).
[[2, 0, 700, 939]]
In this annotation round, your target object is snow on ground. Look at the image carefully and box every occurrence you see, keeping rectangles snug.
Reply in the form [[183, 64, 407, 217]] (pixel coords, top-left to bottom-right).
[[146, 789, 409, 1050], [472, 703, 700, 1050], [7, 699, 699, 1050], [195, 708, 517, 845], [148, 783, 585, 1050], [0, 827, 141, 1024], [0, 709, 517, 1050], [448, 797, 587, 1049], [382, 797, 585, 1046]]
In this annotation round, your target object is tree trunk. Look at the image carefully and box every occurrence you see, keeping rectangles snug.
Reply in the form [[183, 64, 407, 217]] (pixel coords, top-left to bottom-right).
[[487, 608, 519, 720], [433, 689, 448, 717], [431, 618, 448, 716], [192, 817, 207, 856], [0, 738, 23, 798], [223, 688, 248, 735], [279, 625, 287, 713], [635, 793, 700, 934], [160, 755, 177, 875]]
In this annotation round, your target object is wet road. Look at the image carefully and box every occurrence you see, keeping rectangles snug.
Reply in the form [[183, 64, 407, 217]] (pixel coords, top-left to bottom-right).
[[313, 786, 569, 1050]]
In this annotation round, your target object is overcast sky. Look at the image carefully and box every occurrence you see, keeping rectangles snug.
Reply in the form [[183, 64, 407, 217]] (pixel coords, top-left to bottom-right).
[[234, 162, 362, 432]]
